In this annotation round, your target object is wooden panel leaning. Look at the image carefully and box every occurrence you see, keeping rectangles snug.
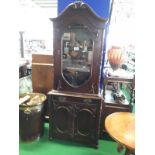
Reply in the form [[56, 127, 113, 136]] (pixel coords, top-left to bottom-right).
[[32, 54, 54, 94], [32, 54, 54, 118]]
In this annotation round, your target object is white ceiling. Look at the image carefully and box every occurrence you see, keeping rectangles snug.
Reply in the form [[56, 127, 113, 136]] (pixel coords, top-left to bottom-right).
[[19, 0, 57, 8]]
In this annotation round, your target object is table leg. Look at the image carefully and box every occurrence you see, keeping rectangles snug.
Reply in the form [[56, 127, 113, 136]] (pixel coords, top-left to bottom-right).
[[125, 148, 135, 155], [117, 143, 124, 153]]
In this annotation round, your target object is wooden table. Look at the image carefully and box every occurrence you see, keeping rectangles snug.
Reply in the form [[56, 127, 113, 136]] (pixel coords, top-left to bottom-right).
[[105, 112, 135, 155]]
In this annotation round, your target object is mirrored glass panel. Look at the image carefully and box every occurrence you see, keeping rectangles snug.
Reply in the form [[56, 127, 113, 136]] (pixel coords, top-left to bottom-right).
[[61, 24, 94, 87]]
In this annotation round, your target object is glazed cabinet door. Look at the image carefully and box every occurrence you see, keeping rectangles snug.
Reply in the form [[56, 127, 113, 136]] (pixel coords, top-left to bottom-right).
[[53, 25, 100, 94], [49, 95, 75, 140], [51, 1, 107, 94]]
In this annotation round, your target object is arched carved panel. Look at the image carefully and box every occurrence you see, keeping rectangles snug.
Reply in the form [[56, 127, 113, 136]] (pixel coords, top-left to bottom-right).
[[76, 109, 95, 136], [54, 106, 70, 133]]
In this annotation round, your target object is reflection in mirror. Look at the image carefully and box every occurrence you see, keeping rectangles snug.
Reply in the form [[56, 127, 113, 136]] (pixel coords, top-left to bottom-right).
[[61, 24, 94, 87]]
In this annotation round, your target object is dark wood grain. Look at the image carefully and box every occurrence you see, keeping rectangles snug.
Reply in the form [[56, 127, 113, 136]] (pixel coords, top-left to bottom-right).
[[32, 54, 54, 94]]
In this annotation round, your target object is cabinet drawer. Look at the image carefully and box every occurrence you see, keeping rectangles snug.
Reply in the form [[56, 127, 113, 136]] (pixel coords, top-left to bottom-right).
[[51, 95, 100, 105]]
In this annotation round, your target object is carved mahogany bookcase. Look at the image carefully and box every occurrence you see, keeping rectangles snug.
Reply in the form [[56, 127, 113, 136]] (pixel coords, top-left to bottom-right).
[[48, 1, 107, 148]]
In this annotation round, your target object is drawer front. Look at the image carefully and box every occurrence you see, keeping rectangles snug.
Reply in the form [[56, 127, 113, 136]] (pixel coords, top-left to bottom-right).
[[49, 95, 102, 118], [52, 95, 101, 105]]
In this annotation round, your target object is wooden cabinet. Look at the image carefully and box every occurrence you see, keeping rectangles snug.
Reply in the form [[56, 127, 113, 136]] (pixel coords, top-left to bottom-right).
[[48, 90, 102, 148], [48, 1, 107, 148]]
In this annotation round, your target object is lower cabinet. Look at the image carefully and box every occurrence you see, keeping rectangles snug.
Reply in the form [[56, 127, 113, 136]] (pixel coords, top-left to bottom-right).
[[48, 90, 102, 148]]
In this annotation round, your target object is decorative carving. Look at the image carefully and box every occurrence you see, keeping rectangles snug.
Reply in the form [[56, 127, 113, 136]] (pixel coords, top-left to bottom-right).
[[83, 98, 92, 104], [48, 92, 102, 148], [76, 109, 94, 136], [90, 84, 95, 94], [55, 106, 70, 133], [58, 96, 66, 102], [72, 1, 85, 9]]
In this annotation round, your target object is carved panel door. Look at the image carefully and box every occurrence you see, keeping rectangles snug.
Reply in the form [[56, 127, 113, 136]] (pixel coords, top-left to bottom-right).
[[74, 103, 99, 147], [49, 97, 75, 140]]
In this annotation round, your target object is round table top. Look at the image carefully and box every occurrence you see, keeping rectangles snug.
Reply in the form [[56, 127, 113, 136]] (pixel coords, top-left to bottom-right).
[[105, 112, 135, 150]]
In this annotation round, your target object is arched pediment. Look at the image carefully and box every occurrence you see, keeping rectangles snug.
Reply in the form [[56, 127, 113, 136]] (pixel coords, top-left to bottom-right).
[[51, 1, 108, 24]]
